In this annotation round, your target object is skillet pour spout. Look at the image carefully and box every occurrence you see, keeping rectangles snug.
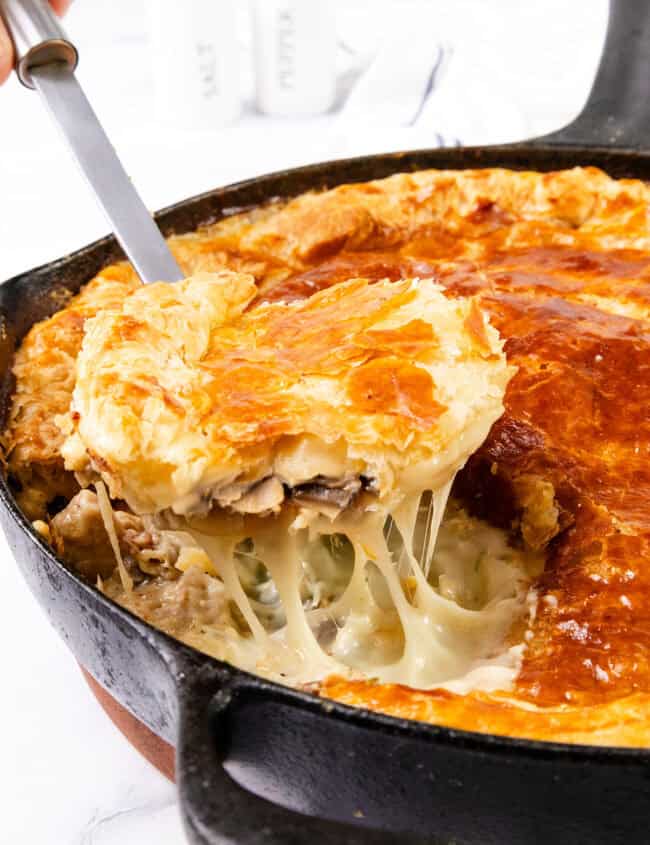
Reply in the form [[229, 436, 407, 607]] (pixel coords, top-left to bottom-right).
[[2, 1, 650, 842]]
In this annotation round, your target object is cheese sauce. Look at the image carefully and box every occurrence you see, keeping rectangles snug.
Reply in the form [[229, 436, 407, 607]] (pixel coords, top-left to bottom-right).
[[104, 498, 544, 693]]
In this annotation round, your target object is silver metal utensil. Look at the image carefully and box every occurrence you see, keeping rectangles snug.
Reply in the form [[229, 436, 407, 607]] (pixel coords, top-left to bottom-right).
[[0, 0, 183, 284]]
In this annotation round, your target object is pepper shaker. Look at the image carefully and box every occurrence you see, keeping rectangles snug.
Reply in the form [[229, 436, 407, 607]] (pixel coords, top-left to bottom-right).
[[252, 0, 336, 117]]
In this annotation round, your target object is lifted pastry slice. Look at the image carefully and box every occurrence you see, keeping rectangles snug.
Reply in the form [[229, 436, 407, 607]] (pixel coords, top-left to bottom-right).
[[61, 270, 511, 515], [60, 270, 515, 688]]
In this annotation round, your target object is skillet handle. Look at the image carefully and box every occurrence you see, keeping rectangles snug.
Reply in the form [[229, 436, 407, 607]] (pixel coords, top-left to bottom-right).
[[170, 656, 649, 845], [535, 0, 650, 148], [174, 666, 420, 845]]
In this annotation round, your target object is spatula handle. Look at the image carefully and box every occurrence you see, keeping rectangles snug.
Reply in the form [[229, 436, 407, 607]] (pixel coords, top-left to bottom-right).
[[0, 0, 77, 88]]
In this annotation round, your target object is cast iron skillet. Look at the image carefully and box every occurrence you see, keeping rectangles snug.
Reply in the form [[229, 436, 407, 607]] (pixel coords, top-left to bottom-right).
[[2, 3, 650, 843]]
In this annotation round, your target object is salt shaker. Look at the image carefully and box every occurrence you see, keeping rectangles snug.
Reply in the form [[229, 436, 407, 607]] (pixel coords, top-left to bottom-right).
[[146, 0, 241, 128], [252, 0, 336, 117]]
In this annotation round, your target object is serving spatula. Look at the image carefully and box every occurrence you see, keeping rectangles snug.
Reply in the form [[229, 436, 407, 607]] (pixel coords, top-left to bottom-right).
[[0, 0, 182, 283]]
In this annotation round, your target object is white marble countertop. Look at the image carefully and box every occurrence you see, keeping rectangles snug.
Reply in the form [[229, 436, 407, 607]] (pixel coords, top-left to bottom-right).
[[0, 1, 606, 842]]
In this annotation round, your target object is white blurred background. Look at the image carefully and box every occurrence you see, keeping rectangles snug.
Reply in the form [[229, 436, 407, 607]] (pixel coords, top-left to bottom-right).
[[0, 1, 608, 842]]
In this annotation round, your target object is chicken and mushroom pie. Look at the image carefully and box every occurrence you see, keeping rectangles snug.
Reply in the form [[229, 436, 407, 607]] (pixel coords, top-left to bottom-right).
[[5, 165, 650, 746]]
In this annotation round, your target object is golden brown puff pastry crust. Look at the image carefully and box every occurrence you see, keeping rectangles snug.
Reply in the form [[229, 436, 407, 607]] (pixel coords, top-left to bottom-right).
[[59, 272, 509, 516], [7, 165, 650, 746], [2, 265, 140, 518]]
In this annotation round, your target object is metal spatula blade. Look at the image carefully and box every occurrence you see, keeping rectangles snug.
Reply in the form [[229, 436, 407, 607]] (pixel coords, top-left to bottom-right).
[[0, 0, 183, 285]]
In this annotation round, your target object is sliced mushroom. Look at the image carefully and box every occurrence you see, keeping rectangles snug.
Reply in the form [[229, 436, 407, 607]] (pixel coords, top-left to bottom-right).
[[292, 477, 362, 510], [229, 476, 286, 515]]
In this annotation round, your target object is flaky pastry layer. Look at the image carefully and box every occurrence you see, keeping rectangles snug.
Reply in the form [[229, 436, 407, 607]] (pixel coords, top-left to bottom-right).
[[59, 272, 509, 516]]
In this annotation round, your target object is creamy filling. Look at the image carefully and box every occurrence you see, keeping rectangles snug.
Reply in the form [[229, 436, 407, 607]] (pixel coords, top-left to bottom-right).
[[104, 489, 544, 693]]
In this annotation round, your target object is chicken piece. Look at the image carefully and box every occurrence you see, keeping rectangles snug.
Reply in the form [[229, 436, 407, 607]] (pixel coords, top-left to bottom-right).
[[50, 489, 178, 581]]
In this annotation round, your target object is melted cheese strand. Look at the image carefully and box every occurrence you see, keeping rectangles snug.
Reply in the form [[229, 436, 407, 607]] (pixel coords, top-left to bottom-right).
[[393, 499, 524, 663], [190, 531, 268, 645], [95, 480, 132, 593], [357, 515, 463, 686], [422, 479, 454, 578], [255, 529, 339, 675]]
